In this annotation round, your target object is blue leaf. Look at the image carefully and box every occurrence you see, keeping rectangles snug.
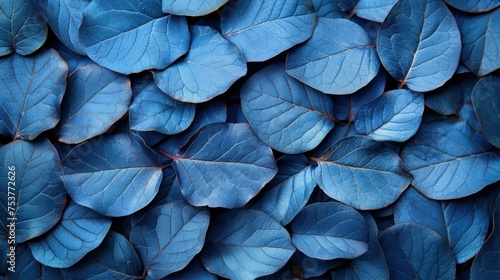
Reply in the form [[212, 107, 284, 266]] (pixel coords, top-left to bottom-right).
[[0, 139, 66, 243], [35, 0, 90, 55], [153, 25, 247, 103], [425, 74, 473, 115], [129, 201, 210, 279], [201, 209, 295, 279], [78, 0, 190, 74], [0, 0, 47, 56], [60, 231, 142, 280], [61, 133, 162, 217], [313, 136, 411, 210], [146, 167, 186, 211], [460, 81, 482, 130], [129, 76, 195, 134], [248, 154, 316, 225], [472, 75, 500, 148], [379, 223, 456, 279], [219, 0, 316, 62], [3, 243, 40, 279], [28, 200, 112, 268], [445, 0, 500, 13], [51, 40, 93, 74], [331, 212, 390, 280], [57, 64, 132, 144], [166, 257, 217, 280], [471, 194, 500, 280], [290, 251, 343, 278], [241, 63, 335, 154], [455, 9, 500, 76], [377, 0, 461, 92], [163, 0, 228, 16], [356, 0, 397, 22], [312, 0, 345, 18], [401, 120, 500, 199], [291, 202, 368, 260], [0, 49, 68, 141], [286, 18, 379, 95], [170, 123, 277, 208], [354, 89, 424, 142]]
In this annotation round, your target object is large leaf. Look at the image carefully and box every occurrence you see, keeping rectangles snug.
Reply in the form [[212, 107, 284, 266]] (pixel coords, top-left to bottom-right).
[[455, 9, 500, 77], [445, 0, 500, 13], [248, 154, 316, 225], [313, 136, 411, 210], [35, 0, 91, 55], [219, 0, 316, 62], [379, 223, 456, 279], [61, 133, 162, 217], [0, 0, 47, 56], [377, 0, 461, 92], [129, 76, 196, 135], [153, 25, 247, 103], [129, 201, 209, 279], [425, 74, 474, 116], [57, 64, 131, 144], [28, 201, 112, 268], [355, 89, 424, 142], [0, 139, 66, 243], [394, 187, 490, 264], [401, 120, 500, 199], [163, 0, 228, 16], [472, 75, 500, 148], [201, 209, 295, 280], [286, 18, 379, 95], [241, 63, 335, 154], [0, 49, 68, 141], [356, 0, 397, 22], [291, 202, 369, 260], [78, 0, 190, 74], [168, 123, 277, 208], [60, 231, 142, 280]]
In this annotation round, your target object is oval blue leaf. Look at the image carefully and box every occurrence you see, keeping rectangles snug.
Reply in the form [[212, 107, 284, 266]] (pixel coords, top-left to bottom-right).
[[356, 0, 397, 22], [129, 76, 196, 134], [79, 0, 190, 74], [249, 154, 316, 225], [379, 223, 456, 279], [153, 25, 247, 103], [57, 64, 132, 144], [61, 231, 142, 280], [286, 18, 379, 95], [170, 123, 277, 208], [241, 63, 335, 154], [61, 133, 162, 217], [0, 139, 66, 243], [401, 120, 500, 199], [0, 0, 47, 56], [129, 201, 210, 279], [472, 75, 500, 148], [394, 187, 490, 264], [201, 209, 295, 279], [377, 0, 461, 92], [313, 136, 411, 210], [28, 200, 112, 268], [163, 0, 228, 16], [312, 0, 345, 18], [355, 89, 424, 142], [455, 9, 500, 77], [445, 0, 500, 13], [291, 202, 368, 260], [35, 0, 90, 55], [0, 49, 67, 141], [425, 74, 473, 116], [219, 0, 316, 62]]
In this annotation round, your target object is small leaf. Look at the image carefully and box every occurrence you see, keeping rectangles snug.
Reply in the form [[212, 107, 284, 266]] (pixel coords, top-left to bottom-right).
[[79, 0, 190, 74], [0, 49, 68, 140], [286, 18, 379, 95], [129, 201, 210, 279], [425, 74, 473, 116], [355, 89, 424, 142], [201, 209, 295, 280], [28, 201, 112, 268], [153, 25, 247, 103], [219, 0, 316, 62], [377, 0, 461, 92], [472, 75, 500, 148], [61, 133, 162, 217], [163, 0, 228, 16], [445, 0, 500, 13], [291, 202, 368, 260], [241, 63, 335, 154]]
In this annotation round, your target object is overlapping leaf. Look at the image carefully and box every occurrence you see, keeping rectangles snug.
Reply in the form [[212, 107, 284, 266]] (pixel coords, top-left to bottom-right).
[[163, 0, 228, 16], [425, 75, 473, 115], [312, 0, 344, 18], [472, 75, 500, 148], [446, 0, 500, 13], [356, 0, 397, 22], [241, 63, 335, 154], [286, 18, 379, 95]]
